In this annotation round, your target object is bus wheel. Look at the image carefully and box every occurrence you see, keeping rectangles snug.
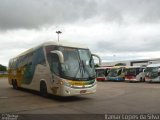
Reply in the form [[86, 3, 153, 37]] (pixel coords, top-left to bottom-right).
[[40, 82, 48, 97], [143, 78, 145, 82], [13, 80, 18, 89]]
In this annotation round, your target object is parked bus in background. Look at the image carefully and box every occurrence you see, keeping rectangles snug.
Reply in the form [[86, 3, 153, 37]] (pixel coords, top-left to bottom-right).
[[125, 66, 145, 82], [145, 63, 160, 82], [95, 66, 112, 81], [107, 66, 125, 81], [8, 41, 101, 97]]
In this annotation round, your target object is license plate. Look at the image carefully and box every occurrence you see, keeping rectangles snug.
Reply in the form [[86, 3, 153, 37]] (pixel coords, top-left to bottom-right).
[[80, 90, 86, 94]]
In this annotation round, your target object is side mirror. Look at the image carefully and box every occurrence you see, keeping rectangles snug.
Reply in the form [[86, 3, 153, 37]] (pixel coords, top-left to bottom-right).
[[91, 53, 102, 66], [117, 70, 121, 76], [158, 68, 160, 76], [143, 69, 145, 73], [50, 50, 64, 63]]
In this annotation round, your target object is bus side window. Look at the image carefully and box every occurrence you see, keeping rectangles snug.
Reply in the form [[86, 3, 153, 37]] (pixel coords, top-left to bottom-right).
[[139, 68, 143, 72]]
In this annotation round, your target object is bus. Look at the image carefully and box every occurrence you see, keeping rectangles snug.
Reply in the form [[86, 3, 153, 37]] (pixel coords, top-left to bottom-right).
[[8, 41, 101, 96], [125, 66, 145, 82], [95, 66, 112, 81], [145, 63, 160, 82], [107, 66, 125, 81]]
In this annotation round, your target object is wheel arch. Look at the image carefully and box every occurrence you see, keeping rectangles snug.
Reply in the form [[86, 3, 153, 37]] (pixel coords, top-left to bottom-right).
[[39, 79, 48, 91]]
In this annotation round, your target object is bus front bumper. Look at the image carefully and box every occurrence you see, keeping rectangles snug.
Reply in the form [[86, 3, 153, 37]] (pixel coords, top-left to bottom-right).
[[108, 77, 124, 81], [125, 78, 139, 82], [60, 84, 97, 96]]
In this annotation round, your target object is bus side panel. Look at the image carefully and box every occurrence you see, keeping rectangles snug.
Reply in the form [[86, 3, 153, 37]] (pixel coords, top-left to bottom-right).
[[146, 77, 160, 82], [137, 72, 145, 81], [21, 64, 52, 92], [8, 60, 23, 87]]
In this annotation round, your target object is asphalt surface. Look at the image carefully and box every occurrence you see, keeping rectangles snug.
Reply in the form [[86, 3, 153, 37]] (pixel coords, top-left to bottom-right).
[[0, 78, 160, 119]]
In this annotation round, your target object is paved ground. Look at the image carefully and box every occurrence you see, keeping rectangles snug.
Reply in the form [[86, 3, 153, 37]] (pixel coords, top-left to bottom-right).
[[0, 78, 160, 115]]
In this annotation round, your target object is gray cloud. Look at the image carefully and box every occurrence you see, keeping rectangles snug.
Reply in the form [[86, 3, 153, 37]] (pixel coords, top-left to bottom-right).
[[0, 0, 98, 30], [0, 0, 160, 30], [96, 36, 160, 53], [97, 0, 160, 23]]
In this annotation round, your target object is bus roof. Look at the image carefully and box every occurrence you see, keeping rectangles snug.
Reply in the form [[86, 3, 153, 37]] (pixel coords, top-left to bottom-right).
[[147, 63, 160, 67], [96, 66, 112, 70], [42, 41, 88, 49], [125, 66, 145, 69], [112, 66, 126, 69], [11, 41, 89, 59]]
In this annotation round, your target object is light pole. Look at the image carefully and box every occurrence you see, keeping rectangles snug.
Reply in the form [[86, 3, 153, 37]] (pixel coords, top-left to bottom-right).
[[56, 31, 62, 42]]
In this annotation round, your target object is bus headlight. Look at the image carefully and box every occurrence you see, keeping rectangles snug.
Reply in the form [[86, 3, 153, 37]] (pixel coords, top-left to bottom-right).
[[63, 81, 72, 87], [93, 80, 97, 86], [60, 81, 63, 85]]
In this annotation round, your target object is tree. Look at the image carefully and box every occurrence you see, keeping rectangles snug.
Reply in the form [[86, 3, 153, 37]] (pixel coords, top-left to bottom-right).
[[0, 64, 7, 71], [95, 64, 100, 68], [115, 63, 126, 66]]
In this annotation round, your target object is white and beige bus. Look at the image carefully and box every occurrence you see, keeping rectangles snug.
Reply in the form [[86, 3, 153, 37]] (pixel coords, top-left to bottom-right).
[[125, 66, 145, 82], [8, 41, 101, 96], [145, 63, 160, 82], [95, 66, 112, 81]]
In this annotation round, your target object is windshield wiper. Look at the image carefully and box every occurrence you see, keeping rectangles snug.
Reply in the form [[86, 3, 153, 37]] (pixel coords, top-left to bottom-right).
[[79, 60, 84, 78], [72, 60, 84, 80]]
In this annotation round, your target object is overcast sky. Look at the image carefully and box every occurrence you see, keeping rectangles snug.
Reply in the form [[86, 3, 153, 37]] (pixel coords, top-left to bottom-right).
[[1, 0, 160, 66]]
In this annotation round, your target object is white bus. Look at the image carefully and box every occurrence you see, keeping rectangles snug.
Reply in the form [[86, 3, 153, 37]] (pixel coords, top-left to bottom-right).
[[125, 66, 145, 82], [145, 63, 160, 82], [107, 66, 126, 81], [8, 41, 101, 96], [95, 66, 112, 81]]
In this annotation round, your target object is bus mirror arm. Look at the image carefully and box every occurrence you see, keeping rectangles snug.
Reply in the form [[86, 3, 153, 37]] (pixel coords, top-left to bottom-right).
[[143, 69, 145, 73], [50, 50, 64, 63], [91, 53, 102, 66]]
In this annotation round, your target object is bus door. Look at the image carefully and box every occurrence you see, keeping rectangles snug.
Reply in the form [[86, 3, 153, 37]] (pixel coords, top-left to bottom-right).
[[48, 52, 62, 94]]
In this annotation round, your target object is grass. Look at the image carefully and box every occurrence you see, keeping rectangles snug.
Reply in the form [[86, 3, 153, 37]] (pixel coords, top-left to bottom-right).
[[0, 74, 8, 78]]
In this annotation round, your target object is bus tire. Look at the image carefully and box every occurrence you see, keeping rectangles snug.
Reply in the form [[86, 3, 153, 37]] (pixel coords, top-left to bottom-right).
[[13, 80, 18, 89], [143, 78, 145, 82], [40, 82, 48, 97]]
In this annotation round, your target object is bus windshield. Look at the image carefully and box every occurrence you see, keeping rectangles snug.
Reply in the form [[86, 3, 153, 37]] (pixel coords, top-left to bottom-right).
[[145, 67, 158, 73], [47, 46, 95, 81], [125, 68, 140, 76], [145, 67, 158, 79], [126, 68, 136, 76], [108, 68, 122, 77], [96, 69, 106, 77]]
